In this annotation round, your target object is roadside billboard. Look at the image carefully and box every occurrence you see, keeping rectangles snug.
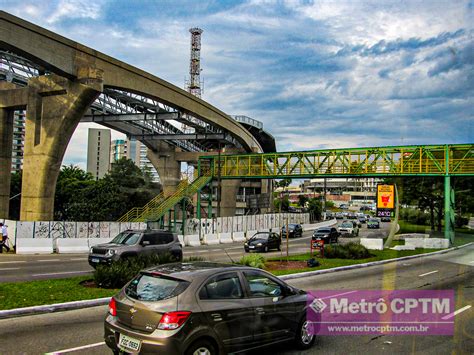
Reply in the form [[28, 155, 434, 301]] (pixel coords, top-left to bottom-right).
[[376, 184, 395, 218]]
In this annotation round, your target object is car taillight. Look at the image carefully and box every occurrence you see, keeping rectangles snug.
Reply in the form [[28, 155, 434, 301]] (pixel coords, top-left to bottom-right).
[[108, 298, 117, 316], [158, 311, 191, 330]]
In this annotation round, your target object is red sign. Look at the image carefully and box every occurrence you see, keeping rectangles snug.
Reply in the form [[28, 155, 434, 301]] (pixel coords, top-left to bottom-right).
[[311, 238, 325, 257]]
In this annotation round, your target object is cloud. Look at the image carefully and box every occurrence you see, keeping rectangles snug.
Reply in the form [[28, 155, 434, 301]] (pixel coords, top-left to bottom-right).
[[1, 0, 472, 169], [47, 0, 106, 24]]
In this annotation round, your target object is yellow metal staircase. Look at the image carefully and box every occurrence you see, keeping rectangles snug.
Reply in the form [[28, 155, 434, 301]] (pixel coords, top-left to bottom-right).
[[117, 179, 188, 222]]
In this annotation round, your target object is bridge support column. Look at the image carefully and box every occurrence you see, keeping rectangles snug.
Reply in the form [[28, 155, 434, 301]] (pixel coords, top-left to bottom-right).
[[444, 175, 455, 244], [20, 71, 102, 221], [219, 179, 241, 217], [147, 142, 181, 196], [0, 82, 27, 219], [0, 108, 14, 219]]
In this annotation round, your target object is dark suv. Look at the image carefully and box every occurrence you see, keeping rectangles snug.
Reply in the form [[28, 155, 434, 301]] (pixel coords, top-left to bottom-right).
[[88, 229, 182, 267], [104, 262, 319, 354]]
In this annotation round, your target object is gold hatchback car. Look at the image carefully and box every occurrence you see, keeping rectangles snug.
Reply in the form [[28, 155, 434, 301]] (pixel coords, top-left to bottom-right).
[[104, 262, 318, 354]]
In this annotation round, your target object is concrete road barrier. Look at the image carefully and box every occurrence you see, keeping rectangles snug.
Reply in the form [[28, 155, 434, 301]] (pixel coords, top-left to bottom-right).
[[56, 238, 89, 253], [219, 232, 233, 244], [16, 238, 54, 254], [233, 231, 246, 242], [184, 234, 201, 247], [405, 238, 425, 248], [204, 233, 220, 245], [360, 238, 383, 250], [424, 238, 449, 249], [391, 245, 416, 251], [88, 238, 113, 247]]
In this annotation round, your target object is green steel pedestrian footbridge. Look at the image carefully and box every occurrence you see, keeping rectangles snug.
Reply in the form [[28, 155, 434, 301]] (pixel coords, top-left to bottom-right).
[[120, 143, 474, 240]]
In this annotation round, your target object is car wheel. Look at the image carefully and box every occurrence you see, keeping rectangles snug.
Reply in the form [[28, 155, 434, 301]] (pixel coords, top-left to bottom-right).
[[185, 339, 217, 355], [295, 318, 315, 350]]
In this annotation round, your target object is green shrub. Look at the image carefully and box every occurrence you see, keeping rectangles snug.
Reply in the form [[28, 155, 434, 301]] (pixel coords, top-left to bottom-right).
[[238, 254, 266, 269], [93, 253, 176, 289], [324, 242, 371, 259]]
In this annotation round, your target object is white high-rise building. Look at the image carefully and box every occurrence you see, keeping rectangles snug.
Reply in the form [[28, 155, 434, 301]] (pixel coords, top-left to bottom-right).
[[86, 128, 111, 180]]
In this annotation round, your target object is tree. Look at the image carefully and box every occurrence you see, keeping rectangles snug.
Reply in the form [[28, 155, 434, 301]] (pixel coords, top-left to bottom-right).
[[298, 195, 309, 208], [9, 171, 22, 220], [307, 198, 322, 221], [274, 195, 290, 212]]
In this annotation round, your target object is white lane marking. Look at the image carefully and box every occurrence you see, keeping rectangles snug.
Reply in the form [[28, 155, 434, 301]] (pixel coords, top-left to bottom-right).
[[32, 271, 90, 276], [469, 261, 474, 264], [0, 261, 27, 264], [69, 258, 87, 261], [419, 270, 439, 277], [319, 291, 357, 300], [442, 305, 472, 320], [0, 267, 21, 271], [38, 259, 61, 262], [45, 341, 105, 354]]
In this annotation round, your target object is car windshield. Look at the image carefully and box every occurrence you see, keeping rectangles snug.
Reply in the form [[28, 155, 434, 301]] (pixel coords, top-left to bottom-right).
[[125, 273, 189, 301], [110, 232, 141, 245], [250, 233, 269, 241], [315, 228, 330, 234], [368, 219, 379, 223], [341, 222, 352, 227]]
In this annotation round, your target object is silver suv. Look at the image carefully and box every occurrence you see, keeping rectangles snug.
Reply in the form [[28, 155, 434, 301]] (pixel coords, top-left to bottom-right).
[[88, 229, 182, 268]]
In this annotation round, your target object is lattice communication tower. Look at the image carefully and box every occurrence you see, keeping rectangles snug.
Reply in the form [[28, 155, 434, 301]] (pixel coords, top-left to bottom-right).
[[187, 27, 203, 98]]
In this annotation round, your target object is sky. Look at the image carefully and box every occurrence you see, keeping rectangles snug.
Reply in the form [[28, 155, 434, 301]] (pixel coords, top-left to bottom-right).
[[2, 0, 473, 170]]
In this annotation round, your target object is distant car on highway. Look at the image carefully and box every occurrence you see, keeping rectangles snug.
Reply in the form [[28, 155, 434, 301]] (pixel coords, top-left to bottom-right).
[[380, 216, 391, 222], [281, 223, 303, 238], [357, 215, 367, 224], [339, 204, 349, 209], [312, 227, 340, 244], [244, 232, 281, 253], [335, 212, 344, 219], [104, 262, 319, 354], [367, 218, 381, 229], [88, 229, 182, 268], [339, 220, 359, 236]]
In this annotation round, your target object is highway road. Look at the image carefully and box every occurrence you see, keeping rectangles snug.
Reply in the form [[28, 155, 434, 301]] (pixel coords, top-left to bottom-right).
[[0, 244, 472, 354], [0, 222, 390, 283]]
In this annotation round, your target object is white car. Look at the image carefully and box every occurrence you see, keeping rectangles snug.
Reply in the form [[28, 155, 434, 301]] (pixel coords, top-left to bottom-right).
[[339, 220, 359, 236]]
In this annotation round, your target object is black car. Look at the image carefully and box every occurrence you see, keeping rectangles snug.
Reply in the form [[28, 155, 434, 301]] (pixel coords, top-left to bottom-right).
[[281, 223, 303, 238], [367, 218, 381, 229], [381, 216, 391, 222], [244, 232, 281, 252], [88, 229, 182, 268], [312, 227, 340, 244], [104, 263, 319, 354]]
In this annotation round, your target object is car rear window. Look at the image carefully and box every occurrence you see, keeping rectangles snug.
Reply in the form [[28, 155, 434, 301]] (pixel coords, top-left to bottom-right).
[[316, 228, 330, 233], [125, 273, 190, 301]]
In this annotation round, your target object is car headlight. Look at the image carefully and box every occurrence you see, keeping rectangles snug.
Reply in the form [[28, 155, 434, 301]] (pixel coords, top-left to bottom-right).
[[89, 247, 93, 254], [257, 243, 262, 246], [105, 249, 115, 257], [323, 234, 329, 238], [244, 242, 248, 246]]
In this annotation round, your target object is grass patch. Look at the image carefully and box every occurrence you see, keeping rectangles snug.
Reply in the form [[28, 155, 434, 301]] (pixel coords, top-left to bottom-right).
[[0, 276, 117, 311], [397, 220, 430, 234], [267, 247, 439, 276]]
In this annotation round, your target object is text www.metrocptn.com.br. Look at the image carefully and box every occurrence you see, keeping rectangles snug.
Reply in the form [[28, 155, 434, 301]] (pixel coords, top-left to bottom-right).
[[319, 323, 453, 334]]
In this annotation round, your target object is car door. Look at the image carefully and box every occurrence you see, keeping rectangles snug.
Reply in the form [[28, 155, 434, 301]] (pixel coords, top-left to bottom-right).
[[197, 272, 255, 352], [242, 270, 296, 345], [269, 233, 278, 249]]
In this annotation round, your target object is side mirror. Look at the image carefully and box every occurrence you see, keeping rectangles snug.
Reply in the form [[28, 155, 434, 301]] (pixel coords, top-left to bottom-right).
[[141, 240, 150, 246]]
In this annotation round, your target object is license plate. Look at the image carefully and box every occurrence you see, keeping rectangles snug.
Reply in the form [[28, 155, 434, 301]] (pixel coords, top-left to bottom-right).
[[91, 258, 99, 263], [249, 246, 255, 249], [118, 333, 141, 353]]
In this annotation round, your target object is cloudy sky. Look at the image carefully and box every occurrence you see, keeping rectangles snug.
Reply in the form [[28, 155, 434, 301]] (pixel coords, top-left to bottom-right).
[[3, 0, 473, 169]]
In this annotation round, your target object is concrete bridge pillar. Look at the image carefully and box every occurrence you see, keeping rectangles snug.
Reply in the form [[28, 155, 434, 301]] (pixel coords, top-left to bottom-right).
[[20, 70, 102, 221], [146, 141, 181, 196], [0, 82, 27, 219], [0, 108, 14, 219]]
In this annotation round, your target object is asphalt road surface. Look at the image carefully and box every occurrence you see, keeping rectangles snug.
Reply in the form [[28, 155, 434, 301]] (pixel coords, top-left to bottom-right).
[[0, 221, 390, 283], [0, 244, 472, 355]]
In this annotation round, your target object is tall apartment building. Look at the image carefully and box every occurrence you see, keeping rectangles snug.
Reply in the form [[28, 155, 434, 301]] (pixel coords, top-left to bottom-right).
[[86, 128, 111, 180], [11, 110, 25, 173], [108, 138, 160, 183]]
